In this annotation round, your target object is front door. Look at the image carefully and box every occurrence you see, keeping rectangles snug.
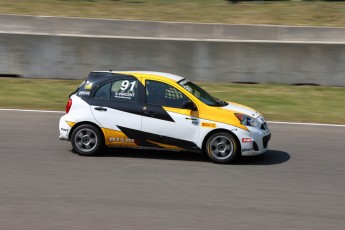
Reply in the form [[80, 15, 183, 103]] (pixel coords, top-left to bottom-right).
[[139, 80, 200, 150]]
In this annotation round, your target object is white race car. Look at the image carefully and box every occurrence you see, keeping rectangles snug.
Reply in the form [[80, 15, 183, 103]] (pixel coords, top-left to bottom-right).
[[59, 71, 271, 164]]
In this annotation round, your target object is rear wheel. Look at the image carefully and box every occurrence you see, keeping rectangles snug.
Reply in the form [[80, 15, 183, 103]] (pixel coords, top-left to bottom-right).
[[71, 124, 104, 156], [205, 132, 239, 164]]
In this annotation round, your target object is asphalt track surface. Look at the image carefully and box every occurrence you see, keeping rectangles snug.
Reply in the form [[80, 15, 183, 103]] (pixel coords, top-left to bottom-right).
[[0, 110, 344, 230]]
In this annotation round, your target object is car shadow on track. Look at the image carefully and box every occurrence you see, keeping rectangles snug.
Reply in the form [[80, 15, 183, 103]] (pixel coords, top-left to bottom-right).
[[235, 150, 290, 165], [95, 148, 208, 162], [73, 148, 290, 165]]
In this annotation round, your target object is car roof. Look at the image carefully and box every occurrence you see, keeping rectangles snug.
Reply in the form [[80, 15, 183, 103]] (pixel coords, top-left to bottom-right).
[[90, 71, 185, 83]]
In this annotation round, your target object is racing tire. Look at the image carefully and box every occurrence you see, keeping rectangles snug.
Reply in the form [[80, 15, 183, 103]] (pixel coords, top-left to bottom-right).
[[205, 132, 239, 164], [71, 124, 104, 156]]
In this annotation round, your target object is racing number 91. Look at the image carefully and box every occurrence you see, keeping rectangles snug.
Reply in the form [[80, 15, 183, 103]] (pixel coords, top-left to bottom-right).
[[121, 80, 136, 91]]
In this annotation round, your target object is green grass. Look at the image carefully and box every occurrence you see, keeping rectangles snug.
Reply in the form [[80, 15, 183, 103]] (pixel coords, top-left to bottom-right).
[[0, 78, 81, 111], [1, 78, 344, 124], [200, 82, 345, 124], [0, 0, 344, 26]]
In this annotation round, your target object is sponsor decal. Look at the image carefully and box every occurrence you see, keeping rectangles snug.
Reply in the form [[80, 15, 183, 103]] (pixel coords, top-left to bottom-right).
[[192, 120, 199, 126], [109, 137, 135, 143], [84, 83, 93, 89], [242, 148, 253, 152], [242, 138, 252, 143], [186, 117, 199, 125], [60, 128, 68, 132], [201, 122, 216, 128], [78, 91, 90, 96]]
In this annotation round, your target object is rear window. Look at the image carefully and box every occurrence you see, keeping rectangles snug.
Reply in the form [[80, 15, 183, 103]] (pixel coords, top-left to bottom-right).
[[94, 82, 111, 100]]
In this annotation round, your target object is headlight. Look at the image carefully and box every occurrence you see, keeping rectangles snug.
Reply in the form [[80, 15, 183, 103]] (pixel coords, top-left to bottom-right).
[[235, 113, 259, 127]]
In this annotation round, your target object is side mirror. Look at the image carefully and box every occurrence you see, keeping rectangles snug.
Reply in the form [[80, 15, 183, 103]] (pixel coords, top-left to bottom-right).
[[183, 101, 197, 111]]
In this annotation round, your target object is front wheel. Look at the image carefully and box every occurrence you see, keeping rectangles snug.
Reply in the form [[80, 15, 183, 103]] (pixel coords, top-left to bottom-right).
[[205, 132, 239, 164], [71, 124, 104, 156]]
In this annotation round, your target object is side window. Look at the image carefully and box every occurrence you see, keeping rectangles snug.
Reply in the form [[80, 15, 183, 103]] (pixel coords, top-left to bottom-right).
[[111, 79, 138, 102], [94, 82, 111, 100], [146, 80, 189, 108]]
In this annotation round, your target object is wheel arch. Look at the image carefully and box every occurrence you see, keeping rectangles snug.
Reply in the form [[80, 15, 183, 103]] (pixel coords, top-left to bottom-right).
[[68, 121, 105, 142], [201, 128, 241, 153]]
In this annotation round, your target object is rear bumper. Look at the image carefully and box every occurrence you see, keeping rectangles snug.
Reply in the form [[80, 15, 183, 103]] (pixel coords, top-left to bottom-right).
[[58, 114, 72, 141], [59, 134, 68, 140]]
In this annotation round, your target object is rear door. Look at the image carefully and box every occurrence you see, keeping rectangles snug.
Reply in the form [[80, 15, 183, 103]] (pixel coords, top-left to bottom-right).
[[89, 76, 143, 147]]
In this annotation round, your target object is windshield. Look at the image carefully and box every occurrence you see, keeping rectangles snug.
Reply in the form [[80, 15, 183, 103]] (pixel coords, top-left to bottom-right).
[[178, 79, 228, 107]]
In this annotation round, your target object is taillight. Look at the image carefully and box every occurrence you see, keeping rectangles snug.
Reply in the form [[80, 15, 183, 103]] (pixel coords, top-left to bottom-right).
[[66, 99, 72, 113]]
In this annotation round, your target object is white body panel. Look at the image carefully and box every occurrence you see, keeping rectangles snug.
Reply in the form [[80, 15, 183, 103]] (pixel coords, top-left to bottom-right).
[[90, 106, 141, 132], [59, 96, 100, 140], [141, 110, 200, 146], [224, 102, 261, 118]]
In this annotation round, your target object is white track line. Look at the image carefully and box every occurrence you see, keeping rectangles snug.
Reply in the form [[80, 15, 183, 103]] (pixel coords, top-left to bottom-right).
[[0, 108, 64, 114], [0, 108, 344, 127], [267, 121, 345, 127], [1, 31, 345, 44]]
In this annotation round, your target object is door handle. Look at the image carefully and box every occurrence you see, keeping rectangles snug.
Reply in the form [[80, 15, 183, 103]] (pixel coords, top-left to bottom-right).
[[185, 117, 198, 121], [94, 107, 107, 111]]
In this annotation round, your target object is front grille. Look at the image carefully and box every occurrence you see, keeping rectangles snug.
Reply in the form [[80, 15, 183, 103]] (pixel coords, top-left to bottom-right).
[[253, 141, 259, 151], [262, 134, 271, 149]]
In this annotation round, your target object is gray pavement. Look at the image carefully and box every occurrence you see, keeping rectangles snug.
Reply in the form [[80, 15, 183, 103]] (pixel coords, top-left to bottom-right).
[[0, 110, 344, 230]]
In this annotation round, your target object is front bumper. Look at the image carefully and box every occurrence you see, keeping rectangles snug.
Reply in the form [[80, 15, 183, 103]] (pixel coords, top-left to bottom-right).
[[240, 123, 271, 156]]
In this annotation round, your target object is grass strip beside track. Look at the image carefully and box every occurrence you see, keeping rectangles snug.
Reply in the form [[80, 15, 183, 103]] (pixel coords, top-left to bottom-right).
[[0, 0, 344, 27], [0, 78, 344, 124]]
